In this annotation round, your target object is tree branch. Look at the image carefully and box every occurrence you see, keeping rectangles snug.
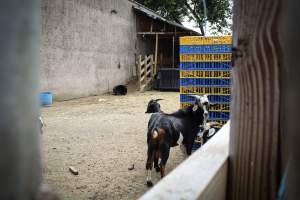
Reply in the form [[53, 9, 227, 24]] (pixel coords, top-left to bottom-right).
[[184, 2, 205, 35]]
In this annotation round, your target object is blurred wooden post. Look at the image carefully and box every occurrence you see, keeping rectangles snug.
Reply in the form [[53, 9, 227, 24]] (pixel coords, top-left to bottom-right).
[[137, 55, 142, 90], [150, 55, 154, 79], [172, 36, 175, 68], [0, 0, 42, 199], [280, 0, 300, 199], [228, 0, 281, 199], [145, 55, 148, 83], [154, 33, 159, 75]]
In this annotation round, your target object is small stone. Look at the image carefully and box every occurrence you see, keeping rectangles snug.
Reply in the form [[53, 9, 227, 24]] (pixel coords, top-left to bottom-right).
[[128, 164, 135, 171], [76, 185, 87, 190], [69, 166, 79, 175]]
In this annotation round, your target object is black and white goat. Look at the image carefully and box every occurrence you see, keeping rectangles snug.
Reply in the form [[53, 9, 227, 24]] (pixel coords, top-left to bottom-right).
[[195, 121, 222, 146], [145, 95, 208, 186]]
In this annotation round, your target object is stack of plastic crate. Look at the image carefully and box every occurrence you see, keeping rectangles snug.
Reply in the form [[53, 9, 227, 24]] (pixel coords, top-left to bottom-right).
[[179, 36, 232, 125]]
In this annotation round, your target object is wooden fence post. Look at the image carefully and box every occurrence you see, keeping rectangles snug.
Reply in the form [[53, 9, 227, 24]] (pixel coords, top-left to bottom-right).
[[150, 55, 154, 79], [228, 0, 281, 199], [0, 0, 42, 199], [145, 55, 148, 83], [154, 34, 159, 75], [137, 55, 142, 91]]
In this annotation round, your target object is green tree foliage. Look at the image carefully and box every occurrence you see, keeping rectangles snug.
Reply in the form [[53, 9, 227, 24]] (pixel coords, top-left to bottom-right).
[[136, 0, 232, 35]]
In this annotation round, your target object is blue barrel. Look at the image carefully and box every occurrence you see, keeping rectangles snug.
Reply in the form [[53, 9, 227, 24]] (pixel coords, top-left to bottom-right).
[[40, 92, 52, 106]]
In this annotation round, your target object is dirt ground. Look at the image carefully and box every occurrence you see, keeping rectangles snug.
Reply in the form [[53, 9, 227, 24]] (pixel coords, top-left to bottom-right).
[[41, 87, 187, 200]]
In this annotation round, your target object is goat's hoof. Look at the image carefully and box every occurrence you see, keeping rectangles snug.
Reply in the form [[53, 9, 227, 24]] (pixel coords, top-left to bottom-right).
[[146, 181, 153, 187], [155, 167, 160, 172]]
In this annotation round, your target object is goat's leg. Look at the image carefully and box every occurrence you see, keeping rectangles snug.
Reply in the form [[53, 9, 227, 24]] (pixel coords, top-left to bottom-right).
[[145, 147, 155, 187], [186, 131, 198, 155], [154, 151, 160, 172], [159, 145, 170, 178], [186, 136, 195, 155], [186, 143, 193, 155]]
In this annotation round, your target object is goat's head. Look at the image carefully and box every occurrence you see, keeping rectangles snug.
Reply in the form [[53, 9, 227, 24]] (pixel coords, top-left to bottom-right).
[[188, 95, 211, 122], [145, 99, 163, 113]]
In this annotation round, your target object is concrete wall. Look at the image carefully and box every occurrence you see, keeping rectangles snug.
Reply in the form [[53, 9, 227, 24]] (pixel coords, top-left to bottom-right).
[[40, 0, 137, 100]]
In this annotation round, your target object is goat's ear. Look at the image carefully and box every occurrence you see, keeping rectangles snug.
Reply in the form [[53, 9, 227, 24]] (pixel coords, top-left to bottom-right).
[[155, 98, 164, 102], [192, 104, 199, 111]]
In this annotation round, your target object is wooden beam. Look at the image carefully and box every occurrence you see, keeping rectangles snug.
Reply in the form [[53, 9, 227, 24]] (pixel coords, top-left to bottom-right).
[[154, 34, 158, 75], [150, 55, 154, 79], [140, 60, 145, 66], [172, 36, 175, 68], [140, 75, 146, 83], [140, 67, 146, 75], [137, 55, 142, 90], [150, 20, 153, 32], [137, 31, 194, 35], [146, 69, 152, 77], [146, 62, 152, 69], [144, 55, 148, 82]]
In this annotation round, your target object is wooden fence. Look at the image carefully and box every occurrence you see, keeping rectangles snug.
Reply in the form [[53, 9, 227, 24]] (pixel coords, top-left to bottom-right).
[[228, 0, 281, 199], [137, 54, 154, 92]]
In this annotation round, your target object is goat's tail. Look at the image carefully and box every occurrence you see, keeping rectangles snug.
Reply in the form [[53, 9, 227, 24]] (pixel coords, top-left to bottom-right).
[[152, 129, 159, 139], [152, 128, 166, 140]]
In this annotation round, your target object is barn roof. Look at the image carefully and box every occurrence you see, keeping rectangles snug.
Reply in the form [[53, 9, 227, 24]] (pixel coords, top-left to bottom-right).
[[130, 0, 201, 36]]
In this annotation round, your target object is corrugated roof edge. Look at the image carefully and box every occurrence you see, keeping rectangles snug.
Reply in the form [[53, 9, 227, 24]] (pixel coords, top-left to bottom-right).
[[129, 0, 201, 35]]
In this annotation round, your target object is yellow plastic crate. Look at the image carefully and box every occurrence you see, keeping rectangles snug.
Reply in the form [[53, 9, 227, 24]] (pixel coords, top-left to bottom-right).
[[180, 36, 232, 45], [207, 119, 228, 125], [180, 53, 232, 62], [180, 70, 231, 78], [180, 102, 230, 112], [180, 86, 231, 95]]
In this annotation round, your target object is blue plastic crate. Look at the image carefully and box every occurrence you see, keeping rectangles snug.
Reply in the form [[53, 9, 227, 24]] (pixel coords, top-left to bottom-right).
[[180, 44, 232, 54], [209, 111, 230, 120], [180, 78, 231, 87], [180, 62, 232, 70], [208, 95, 231, 103], [180, 94, 231, 104]]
